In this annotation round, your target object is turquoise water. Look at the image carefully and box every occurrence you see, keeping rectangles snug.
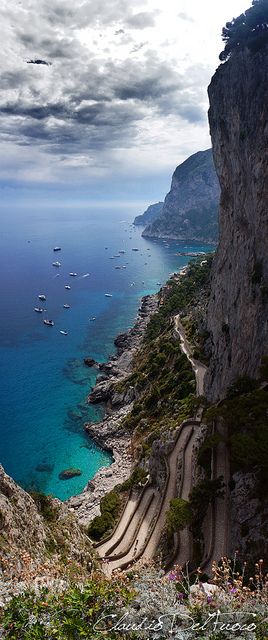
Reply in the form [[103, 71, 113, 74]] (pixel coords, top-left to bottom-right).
[[0, 204, 213, 500]]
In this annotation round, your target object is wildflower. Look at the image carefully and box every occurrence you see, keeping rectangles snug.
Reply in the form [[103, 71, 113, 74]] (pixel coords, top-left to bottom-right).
[[168, 571, 177, 581]]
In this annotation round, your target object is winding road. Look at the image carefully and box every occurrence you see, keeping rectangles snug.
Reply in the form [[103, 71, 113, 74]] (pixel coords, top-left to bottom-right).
[[95, 313, 229, 575]]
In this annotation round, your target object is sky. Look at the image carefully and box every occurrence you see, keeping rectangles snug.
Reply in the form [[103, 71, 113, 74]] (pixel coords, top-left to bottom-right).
[[0, 0, 249, 206]]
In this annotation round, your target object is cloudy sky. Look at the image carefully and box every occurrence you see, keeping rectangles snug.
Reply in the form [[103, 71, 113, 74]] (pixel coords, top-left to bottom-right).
[[1, 0, 248, 205]]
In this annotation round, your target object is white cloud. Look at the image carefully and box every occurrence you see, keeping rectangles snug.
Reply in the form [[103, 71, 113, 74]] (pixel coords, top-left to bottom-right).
[[0, 0, 250, 191]]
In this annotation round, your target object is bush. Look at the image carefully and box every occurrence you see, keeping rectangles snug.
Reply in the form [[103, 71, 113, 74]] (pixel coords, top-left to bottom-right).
[[87, 490, 122, 541], [30, 492, 58, 522], [87, 511, 114, 541], [166, 498, 192, 533]]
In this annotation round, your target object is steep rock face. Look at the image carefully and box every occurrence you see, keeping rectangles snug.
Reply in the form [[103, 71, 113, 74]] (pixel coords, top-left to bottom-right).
[[133, 201, 164, 226], [142, 149, 219, 242], [0, 465, 93, 581], [205, 47, 268, 401]]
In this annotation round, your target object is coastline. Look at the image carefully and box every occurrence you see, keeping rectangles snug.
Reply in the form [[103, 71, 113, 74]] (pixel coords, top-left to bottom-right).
[[67, 294, 158, 526]]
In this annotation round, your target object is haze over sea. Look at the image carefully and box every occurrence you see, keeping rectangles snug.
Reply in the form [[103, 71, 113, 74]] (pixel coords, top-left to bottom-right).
[[0, 203, 212, 500]]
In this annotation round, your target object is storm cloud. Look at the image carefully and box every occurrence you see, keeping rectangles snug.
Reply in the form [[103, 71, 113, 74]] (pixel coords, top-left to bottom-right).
[[0, 0, 213, 187]]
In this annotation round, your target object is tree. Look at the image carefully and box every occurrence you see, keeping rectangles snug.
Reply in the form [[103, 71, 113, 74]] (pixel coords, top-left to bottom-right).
[[219, 0, 268, 61]]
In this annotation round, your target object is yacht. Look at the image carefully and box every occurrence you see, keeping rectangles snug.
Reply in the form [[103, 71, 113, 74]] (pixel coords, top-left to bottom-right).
[[43, 319, 54, 326], [34, 307, 43, 313], [52, 261, 61, 267], [63, 304, 70, 309], [65, 285, 71, 290], [60, 330, 68, 335], [53, 247, 61, 252], [38, 294, 46, 301], [69, 272, 77, 277], [105, 293, 113, 297]]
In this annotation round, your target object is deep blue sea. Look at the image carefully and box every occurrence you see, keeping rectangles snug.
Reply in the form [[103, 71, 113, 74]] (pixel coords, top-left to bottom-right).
[[0, 203, 213, 500]]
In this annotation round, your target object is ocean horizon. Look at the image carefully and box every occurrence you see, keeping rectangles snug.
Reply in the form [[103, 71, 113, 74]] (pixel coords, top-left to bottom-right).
[[0, 203, 213, 500]]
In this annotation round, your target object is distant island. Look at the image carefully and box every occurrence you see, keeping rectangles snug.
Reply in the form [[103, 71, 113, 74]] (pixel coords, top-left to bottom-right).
[[135, 148, 220, 243]]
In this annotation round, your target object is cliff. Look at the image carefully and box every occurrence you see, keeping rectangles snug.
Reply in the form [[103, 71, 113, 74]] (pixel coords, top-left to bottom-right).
[[142, 149, 220, 243], [133, 201, 164, 226], [205, 45, 268, 401], [0, 465, 94, 593]]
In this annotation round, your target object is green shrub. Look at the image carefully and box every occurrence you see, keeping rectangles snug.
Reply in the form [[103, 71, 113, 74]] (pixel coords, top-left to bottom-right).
[[30, 492, 58, 522], [166, 498, 192, 533], [87, 511, 114, 541]]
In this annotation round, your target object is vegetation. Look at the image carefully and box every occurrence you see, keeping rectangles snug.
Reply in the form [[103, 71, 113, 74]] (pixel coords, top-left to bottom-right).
[[145, 254, 214, 342], [166, 497, 192, 533], [0, 575, 135, 639], [220, 0, 268, 61], [30, 492, 59, 522], [119, 467, 148, 492], [87, 490, 122, 541], [205, 362, 268, 482]]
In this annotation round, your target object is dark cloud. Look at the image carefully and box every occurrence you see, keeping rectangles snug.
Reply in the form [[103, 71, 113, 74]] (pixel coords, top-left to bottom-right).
[[0, 0, 210, 184], [26, 59, 52, 65]]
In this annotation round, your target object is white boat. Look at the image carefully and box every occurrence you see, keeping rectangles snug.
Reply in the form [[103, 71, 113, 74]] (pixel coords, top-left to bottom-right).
[[65, 285, 71, 290], [157, 282, 161, 286], [53, 247, 61, 251], [69, 272, 77, 277], [43, 319, 54, 326], [89, 317, 96, 321], [52, 261, 61, 267], [38, 294, 46, 301], [105, 293, 113, 297], [34, 307, 43, 313], [63, 304, 70, 309], [60, 330, 68, 335]]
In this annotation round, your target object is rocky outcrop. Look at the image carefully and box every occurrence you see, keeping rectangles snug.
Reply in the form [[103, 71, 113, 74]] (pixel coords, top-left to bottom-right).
[[142, 149, 220, 243], [88, 294, 158, 408], [0, 465, 93, 588], [68, 293, 159, 525], [133, 201, 164, 226], [205, 46, 268, 401]]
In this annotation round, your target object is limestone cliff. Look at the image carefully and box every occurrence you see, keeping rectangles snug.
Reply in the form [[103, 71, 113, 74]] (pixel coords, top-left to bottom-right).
[[205, 46, 268, 401], [142, 149, 220, 242], [133, 201, 164, 226], [0, 465, 93, 584]]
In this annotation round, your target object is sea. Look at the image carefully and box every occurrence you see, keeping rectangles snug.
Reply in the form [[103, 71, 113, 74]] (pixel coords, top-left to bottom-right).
[[0, 203, 213, 500]]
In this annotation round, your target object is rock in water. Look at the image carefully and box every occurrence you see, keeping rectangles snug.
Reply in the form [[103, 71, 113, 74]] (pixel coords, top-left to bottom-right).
[[84, 357, 97, 367], [59, 468, 82, 480]]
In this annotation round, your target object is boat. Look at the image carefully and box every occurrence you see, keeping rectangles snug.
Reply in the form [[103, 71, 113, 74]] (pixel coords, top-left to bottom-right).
[[89, 317, 96, 321], [65, 285, 71, 290], [60, 330, 68, 335], [63, 304, 70, 309], [69, 272, 77, 277], [34, 307, 43, 313], [53, 247, 61, 251], [38, 294, 46, 301], [118, 250, 126, 254], [132, 248, 139, 251], [52, 261, 61, 267], [115, 266, 121, 269], [105, 293, 113, 297], [157, 282, 162, 286], [43, 319, 54, 326]]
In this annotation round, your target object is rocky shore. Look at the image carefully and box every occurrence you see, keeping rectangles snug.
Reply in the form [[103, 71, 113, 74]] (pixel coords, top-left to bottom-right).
[[68, 294, 158, 526]]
